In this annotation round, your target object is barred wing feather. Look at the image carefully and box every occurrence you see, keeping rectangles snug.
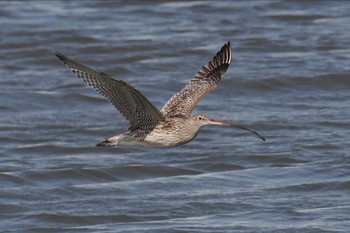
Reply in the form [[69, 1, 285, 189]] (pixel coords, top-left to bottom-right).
[[161, 41, 232, 118], [55, 53, 164, 131]]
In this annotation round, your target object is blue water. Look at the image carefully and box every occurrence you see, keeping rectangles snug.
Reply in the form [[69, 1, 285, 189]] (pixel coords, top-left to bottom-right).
[[1, 1, 350, 232]]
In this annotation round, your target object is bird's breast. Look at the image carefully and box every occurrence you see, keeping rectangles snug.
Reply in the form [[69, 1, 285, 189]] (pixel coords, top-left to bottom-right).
[[143, 118, 198, 147]]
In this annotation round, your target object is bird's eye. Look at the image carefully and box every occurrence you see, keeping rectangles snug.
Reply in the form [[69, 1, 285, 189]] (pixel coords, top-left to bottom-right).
[[198, 116, 203, 120]]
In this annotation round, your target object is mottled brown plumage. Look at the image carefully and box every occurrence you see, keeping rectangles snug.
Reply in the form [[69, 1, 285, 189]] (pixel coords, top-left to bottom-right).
[[161, 42, 231, 118], [56, 41, 265, 148], [55, 52, 164, 132]]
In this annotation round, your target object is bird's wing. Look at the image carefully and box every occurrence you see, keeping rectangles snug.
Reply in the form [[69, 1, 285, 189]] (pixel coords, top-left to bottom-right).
[[56, 53, 164, 131], [160, 41, 232, 118]]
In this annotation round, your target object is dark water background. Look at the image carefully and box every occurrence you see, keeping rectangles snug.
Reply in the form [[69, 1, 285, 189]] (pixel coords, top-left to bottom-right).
[[1, 1, 350, 232]]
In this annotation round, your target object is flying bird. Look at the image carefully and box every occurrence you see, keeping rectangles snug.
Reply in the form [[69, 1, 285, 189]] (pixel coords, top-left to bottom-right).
[[56, 41, 265, 148]]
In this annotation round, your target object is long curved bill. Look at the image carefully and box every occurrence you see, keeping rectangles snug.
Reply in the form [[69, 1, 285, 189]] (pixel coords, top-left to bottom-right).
[[208, 119, 266, 141]]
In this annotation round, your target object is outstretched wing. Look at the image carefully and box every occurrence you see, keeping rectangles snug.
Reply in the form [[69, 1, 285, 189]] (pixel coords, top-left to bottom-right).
[[160, 41, 232, 118], [56, 53, 164, 131]]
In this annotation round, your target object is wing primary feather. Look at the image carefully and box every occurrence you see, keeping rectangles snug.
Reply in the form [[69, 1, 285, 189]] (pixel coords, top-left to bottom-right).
[[161, 41, 232, 118], [55, 52, 164, 131]]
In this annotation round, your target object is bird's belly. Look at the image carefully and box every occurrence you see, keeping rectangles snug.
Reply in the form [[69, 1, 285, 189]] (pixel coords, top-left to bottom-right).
[[144, 129, 197, 148]]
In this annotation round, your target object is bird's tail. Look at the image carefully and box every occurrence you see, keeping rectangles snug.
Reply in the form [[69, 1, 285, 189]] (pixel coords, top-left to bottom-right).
[[96, 134, 125, 147], [96, 139, 115, 147]]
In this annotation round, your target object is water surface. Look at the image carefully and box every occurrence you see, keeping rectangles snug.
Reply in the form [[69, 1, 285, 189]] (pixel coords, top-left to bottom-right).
[[1, 1, 350, 232]]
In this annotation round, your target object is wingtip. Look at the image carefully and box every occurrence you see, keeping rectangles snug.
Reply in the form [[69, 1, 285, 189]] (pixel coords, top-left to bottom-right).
[[55, 52, 65, 61], [226, 41, 231, 50], [221, 41, 232, 64]]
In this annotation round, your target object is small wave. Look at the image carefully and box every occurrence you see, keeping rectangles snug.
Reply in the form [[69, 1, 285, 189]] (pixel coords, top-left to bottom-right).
[[238, 73, 350, 92], [265, 13, 327, 21], [23, 213, 141, 225]]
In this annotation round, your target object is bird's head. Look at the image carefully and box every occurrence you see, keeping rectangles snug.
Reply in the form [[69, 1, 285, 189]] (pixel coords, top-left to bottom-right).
[[190, 114, 211, 128], [190, 114, 266, 141]]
